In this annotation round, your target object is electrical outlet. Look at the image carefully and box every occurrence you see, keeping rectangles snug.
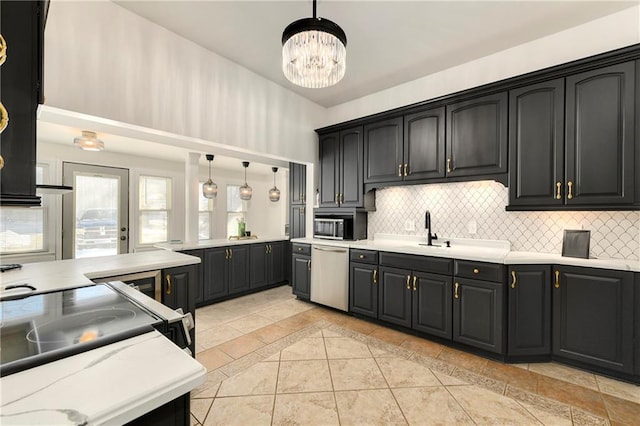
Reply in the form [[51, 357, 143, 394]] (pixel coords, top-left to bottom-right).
[[467, 220, 477, 235], [404, 220, 415, 232]]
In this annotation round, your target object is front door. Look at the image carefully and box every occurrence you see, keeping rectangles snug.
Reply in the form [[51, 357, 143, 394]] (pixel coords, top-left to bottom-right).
[[62, 162, 129, 259]]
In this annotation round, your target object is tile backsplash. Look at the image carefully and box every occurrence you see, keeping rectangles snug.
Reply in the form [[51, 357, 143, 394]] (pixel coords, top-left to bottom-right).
[[368, 181, 640, 261]]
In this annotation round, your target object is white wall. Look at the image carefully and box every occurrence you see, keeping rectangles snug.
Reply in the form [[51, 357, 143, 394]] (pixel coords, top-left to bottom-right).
[[44, 0, 324, 165], [325, 6, 640, 125]]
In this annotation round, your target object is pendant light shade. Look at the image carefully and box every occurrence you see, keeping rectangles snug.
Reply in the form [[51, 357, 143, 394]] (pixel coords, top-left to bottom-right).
[[269, 167, 281, 202], [202, 154, 218, 199], [282, 0, 347, 88], [73, 130, 104, 151], [239, 161, 252, 200]]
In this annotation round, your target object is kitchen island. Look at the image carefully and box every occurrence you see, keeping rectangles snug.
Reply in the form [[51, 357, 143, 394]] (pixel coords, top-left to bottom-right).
[[0, 251, 206, 425]]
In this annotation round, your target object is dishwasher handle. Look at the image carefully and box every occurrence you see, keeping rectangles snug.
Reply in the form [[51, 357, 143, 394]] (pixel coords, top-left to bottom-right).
[[313, 246, 348, 254]]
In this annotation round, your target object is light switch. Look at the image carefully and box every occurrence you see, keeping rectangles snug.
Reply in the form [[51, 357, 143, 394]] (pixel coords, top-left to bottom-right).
[[404, 220, 415, 232], [467, 220, 477, 235]]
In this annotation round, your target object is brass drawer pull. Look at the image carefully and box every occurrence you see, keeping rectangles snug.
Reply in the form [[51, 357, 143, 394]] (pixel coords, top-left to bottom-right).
[[225, 248, 229, 259], [406, 275, 411, 290], [307, 259, 311, 271], [398, 164, 402, 177], [447, 158, 452, 173], [166, 274, 172, 295], [0, 102, 8, 135], [412, 275, 417, 291], [555, 182, 562, 200], [473, 268, 479, 274], [372, 269, 377, 284], [359, 254, 364, 259], [0, 34, 6, 66], [229, 249, 233, 260], [567, 181, 574, 200], [511, 270, 517, 289], [554, 270, 560, 289], [454, 282, 459, 299], [404, 163, 408, 177]]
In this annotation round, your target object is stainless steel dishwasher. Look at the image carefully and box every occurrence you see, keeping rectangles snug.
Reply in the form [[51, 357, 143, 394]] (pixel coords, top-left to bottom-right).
[[310, 243, 349, 311]]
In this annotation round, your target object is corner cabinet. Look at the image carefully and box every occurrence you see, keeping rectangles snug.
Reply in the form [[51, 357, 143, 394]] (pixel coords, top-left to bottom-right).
[[179, 249, 204, 306], [291, 243, 311, 300], [446, 92, 508, 179], [552, 266, 634, 374]]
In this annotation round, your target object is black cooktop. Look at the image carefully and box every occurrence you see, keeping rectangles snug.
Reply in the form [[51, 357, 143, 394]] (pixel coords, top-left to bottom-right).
[[0, 283, 162, 377]]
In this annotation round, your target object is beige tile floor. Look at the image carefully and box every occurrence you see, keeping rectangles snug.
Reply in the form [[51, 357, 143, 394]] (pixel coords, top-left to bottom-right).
[[190, 285, 640, 425]]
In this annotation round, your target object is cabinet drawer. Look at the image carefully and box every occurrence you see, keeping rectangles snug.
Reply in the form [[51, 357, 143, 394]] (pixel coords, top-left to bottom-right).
[[350, 249, 378, 264], [455, 260, 505, 282], [292, 243, 311, 256], [379, 252, 452, 275]]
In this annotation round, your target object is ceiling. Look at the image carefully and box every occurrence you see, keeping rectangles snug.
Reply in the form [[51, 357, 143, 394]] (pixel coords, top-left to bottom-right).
[[114, 0, 637, 108]]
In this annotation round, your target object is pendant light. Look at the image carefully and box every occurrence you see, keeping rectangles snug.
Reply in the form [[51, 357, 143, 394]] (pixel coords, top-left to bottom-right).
[[202, 154, 218, 199], [269, 167, 281, 202], [73, 130, 104, 151], [239, 161, 252, 200], [282, 0, 347, 88]]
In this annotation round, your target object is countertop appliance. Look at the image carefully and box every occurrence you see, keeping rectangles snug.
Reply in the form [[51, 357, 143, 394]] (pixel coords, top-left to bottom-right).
[[310, 244, 349, 311], [0, 282, 192, 377], [313, 217, 351, 240]]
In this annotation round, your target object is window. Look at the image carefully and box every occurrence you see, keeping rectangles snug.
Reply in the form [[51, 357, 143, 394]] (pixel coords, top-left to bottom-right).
[[226, 184, 246, 237], [0, 165, 47, 254], [139, 175, 171, 244], [198, 182, 214, 240]]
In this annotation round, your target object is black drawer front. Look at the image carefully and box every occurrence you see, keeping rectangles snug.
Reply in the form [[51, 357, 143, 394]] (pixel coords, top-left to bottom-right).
[[350, 249, 378, 264], [379, 252, 452, 275], [292, 243, 311, 256], [455, 260, 505, 282]]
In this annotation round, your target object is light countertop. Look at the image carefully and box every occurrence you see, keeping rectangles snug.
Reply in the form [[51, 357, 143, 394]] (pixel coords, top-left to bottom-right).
[[291, 235, 640, 272], [0, 330, 206, 425], [155, 235, 289, 251]]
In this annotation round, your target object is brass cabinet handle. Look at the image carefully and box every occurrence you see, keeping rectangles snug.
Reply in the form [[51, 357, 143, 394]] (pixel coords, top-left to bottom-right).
[[0, 34, 6, 66], [335, 193, 339, 205], [473, 268, 479, 274], [447, 158, 452, 173], [511, 270, 517, 289], [412, 275, 417, 291], [372, 269, 377, 284], [307, 259, 311, 271], [266, 245, 269, 254], [0, 102, 8, 135], [404, 163, 408, 177], [454, 282, 459, 299], [0, 155, 4, 171], [229, 248, 233, 260], [555, 182, 562, 200], [268, 244, 272, 254], [359, 254, 364, 259], [567, 181, 574, 200], [166, 274, 172, 295], [225, 248, 229, 259], [298, 247, 303, 251], [554, 270, 560, 289], [398, 164, 402, 177], [406, 275, 411, 290], [339, 193, 344, 204]]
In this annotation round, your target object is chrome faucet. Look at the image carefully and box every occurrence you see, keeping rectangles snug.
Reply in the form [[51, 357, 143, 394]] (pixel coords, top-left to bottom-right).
[[425, 210, 438, 246]]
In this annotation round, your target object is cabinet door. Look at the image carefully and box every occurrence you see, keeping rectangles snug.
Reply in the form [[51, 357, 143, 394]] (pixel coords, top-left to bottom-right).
[[250, 243, 267, 289], [565, 62, 635, 205], [446, 92, 508, 178], [204, 247, 228, 301], [339, 126, 364, 207], [378, 266, 412, 328], [364, 117, 404, 183], [349, 262, 378, 319], [453, 278, 504, 354], [289, 162, 306, 205], [291, 205, 306, 239], [404, 107, 445, 180], [162, 265, 197, 354], [180, 249, 204, 305], [292, 254, 311, 299], [269, 242, 285, 284], [412, 272, 452, 339], [228, 246, 250, 295], [319, 132, 340, 207], [507, 266, 551, 356], [552, 266, 633, 373], [508, 79, 565, 207]]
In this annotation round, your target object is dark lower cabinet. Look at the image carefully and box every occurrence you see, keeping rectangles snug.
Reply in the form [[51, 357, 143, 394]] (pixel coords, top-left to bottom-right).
[[292, 253, 311, 300], [204, 247, 228, 301], [552, 266, 634, 374], [453, 278, 504, 354], [412, 272, 452, 339], [349, 262, 378, 318], [180, 249, 204, 305], [162, 264, 198, 355], [378, 266, 412, 328], [250, 242, 285, 289], [227, 246, 250, 295], [507, 265, 551, 357]]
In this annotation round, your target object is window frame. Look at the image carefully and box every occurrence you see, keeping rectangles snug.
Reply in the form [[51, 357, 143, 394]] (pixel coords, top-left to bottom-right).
[[226, 184, 247, 238], [137, 174, 173, 246]]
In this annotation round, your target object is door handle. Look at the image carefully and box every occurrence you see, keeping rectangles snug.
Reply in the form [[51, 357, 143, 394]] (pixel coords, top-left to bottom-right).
[[372, 269, 377, 284], [511, 270, 517, 289], [406, 275, 411, 290], [412, 275, 417, 291], [166, 274, 172, 295], [454, 282, 459, 299], [554, 270, 560, 289]]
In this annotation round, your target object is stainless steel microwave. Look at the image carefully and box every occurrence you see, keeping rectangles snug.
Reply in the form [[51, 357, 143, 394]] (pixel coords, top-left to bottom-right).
[[313, 217, 353, 240]]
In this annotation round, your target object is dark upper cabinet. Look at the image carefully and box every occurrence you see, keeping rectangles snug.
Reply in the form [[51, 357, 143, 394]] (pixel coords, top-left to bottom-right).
[[446, 92, 508, 178], [319, 127, 365, 208], [565, 61, 635, 206], [228, 245, 250, 295], [349, 262, 378, 319], [507, 265, 551, 357], [363, 118, 404, 183], [204, 247, 228, 301], [552, 266, 633, 374], [180, 249, 204, 306], [404, 107, 446, 181], [289, 162, 306, 205], [412, 271, 452, 339], [0, 1, 45, 207], [290, 205, 306, 239], [453, 277, 504, 354], [378, 266, 412, 328], [508, 79, 565, 207]]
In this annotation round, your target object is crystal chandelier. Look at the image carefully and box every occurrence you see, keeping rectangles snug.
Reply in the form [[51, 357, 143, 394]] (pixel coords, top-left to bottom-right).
[[239, 161, 252, 200], [269, 167, 281, 202], [202, 154, 218, 199], [282, 0, 347, 88]]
